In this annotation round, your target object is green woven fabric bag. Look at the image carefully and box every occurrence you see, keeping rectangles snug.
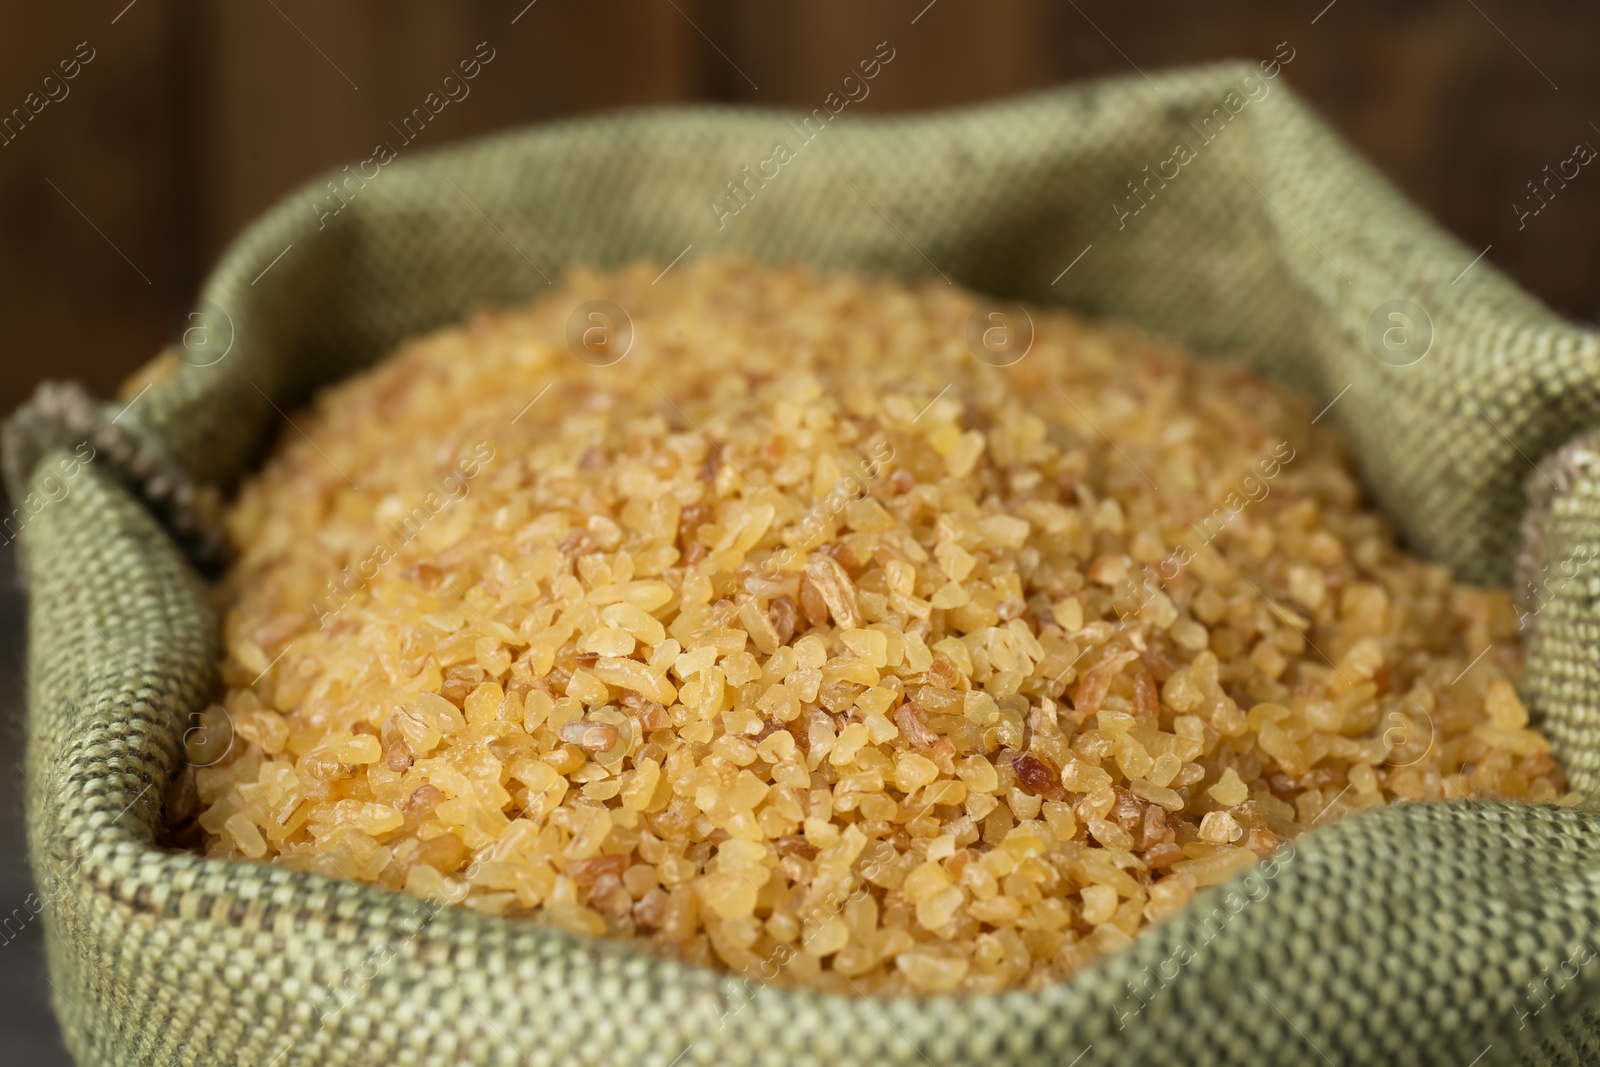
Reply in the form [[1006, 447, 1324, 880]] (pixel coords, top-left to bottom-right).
[[10, 62, 1600, 1066]]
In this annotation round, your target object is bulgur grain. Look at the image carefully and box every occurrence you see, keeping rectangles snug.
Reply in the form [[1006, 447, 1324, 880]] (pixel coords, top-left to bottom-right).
[[189, 257, 1568, 996]]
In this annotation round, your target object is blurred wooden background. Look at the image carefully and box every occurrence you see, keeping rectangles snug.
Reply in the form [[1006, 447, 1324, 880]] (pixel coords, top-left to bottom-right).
[[2, 0, 1599, 420], [1, 2, 1597, 1061]]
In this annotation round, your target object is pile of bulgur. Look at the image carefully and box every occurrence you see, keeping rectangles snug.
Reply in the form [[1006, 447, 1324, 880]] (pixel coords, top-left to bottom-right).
[[177, 258, 1567, 995]]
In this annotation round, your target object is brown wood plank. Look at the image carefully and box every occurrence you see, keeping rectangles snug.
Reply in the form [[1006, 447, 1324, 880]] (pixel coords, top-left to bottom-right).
[[0, 0, 191, 416], [191, 0, 699, 260]]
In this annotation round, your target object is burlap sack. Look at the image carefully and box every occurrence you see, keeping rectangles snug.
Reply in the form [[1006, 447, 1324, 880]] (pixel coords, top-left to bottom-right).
[[8, 61, 1600, 1066]]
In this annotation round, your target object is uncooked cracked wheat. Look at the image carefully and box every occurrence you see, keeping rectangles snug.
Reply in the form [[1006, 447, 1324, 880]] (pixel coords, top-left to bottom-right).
[[174, 258, 1568, 996]]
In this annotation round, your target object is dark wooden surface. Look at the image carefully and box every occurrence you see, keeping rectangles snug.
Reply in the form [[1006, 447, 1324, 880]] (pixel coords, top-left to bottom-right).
[[3, 0, 1599, 419], [2, 2, 1597, 1061], [0, 542, 64, 1062]]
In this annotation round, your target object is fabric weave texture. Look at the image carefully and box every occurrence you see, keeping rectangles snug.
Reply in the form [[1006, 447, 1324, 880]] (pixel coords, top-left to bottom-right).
[[10, 64, 1600, 1066]]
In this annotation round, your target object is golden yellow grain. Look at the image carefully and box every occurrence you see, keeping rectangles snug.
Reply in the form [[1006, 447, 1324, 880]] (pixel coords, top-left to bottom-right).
[[183, 257, 1568, 996]]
